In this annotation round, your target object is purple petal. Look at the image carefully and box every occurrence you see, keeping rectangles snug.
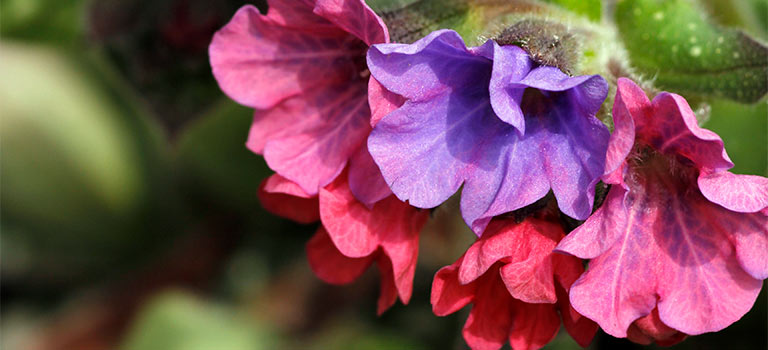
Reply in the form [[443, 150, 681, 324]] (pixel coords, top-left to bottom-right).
[[698, 171, 768, 213], [367, 30, 490, 101], [488, 44, 533, 133]]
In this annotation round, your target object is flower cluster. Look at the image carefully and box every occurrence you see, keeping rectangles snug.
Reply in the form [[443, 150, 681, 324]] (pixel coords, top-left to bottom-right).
[[210, 1, 767, 349]]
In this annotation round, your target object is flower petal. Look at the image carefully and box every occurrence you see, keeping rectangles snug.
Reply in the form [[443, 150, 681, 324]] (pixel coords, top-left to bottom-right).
[[258, 174, 319, 224], [209, 4, 359, 109], [319, 174, 381, 258], [488, 44, 533, 133], [313, 0, 389, 45], [507, 300, 560, 350], [604, 78, 643, 185], [348, 145, 392, 207], [641, 92, 734, 172], [462, 270, 515, 350], [368, 77, 405, 128], [306, 227, 373, 284], [431, 258, 476, 316], [556, 186, 628, 259], [253, 85, 370, 195], [698, 171, 768, 213], [375, 254, 399, 315]]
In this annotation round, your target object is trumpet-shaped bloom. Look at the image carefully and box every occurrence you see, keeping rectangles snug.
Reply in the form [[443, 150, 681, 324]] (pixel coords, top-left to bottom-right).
[[366, 30, 609, 235], [431, 217, 597, 350], [210, 0, 390, 203], [556, 78, 768, 338]]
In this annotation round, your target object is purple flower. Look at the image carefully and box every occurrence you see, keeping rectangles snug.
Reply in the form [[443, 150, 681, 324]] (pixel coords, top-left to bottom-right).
[[366, 30, 609, 234]]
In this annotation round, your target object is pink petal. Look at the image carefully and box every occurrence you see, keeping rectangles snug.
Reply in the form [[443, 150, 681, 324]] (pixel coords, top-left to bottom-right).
[[555, 281, 598, 348], [698, 203, 768, 280], [375, 254, 399, 315], [462, 270, 515, 350], [306, 227, 373, 284], [209, 5, 358, 109], [626, 308, 687, 346], [257, 175, 319, 224], [318, 173, 380, 258], [699, 171, 768, 213], [431, 258, 475, 316], [376, 197, 428, 305], [348, 145, 392, 207], [313, 0, 389, 46], [567, 178, 763, 337], [507, 300, 560, 350], [556, 186, 628, 259], [605, 78, 643, 184], [640, 92, 733, 172], [459, 218, 559, 306], [252, 85, 371, 195], [368, 77, 405, 128]]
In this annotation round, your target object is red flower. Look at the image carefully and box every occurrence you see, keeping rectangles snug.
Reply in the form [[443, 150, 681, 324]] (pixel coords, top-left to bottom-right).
[[260, 171, 428, 314], [431, 217, 597, 350]]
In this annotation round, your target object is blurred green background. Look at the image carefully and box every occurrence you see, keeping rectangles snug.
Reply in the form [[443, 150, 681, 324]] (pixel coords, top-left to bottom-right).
[[1, 0, 765, 349]]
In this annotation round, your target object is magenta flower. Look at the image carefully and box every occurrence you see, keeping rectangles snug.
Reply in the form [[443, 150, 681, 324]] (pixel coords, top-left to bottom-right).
[[556, 78, 768, 338], [366, 30, 610, 235], [209, 0, 390, 204], [431, 216, 597, 350]]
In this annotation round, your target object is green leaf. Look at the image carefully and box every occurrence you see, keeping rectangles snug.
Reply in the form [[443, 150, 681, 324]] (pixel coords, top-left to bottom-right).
[[540, 0, 601, 21], [616, 0, 768, 103]]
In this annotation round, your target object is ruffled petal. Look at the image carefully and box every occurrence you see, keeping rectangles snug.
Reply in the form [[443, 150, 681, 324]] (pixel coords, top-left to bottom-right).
[[431, 258, 476, 316], [698, 171, 768, 213], [488, 44, 533, 133], [626, 308, 687, 346], [507, 300, 560, 350], [306, 227, 373, 284], [640, 91, 734, 172], [319, 173, 381, 258], [459, 219, 560, 304], [462, 270, 515, 350], [556, 186, 628, 259], [604, 78, 643, 185], [257, 174, 319, 224], [313, 0, 389, 45], [375, 254, 399, 315], [210, 5, 359, 109], [253, 85, 370, 195]]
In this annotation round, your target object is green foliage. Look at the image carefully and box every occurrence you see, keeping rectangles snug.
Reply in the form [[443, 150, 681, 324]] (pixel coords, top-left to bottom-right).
[[367, 0, 420, 12], [616, 0, 768, 103], [541, 0, 602, 21], [121, 292, 275, 350]]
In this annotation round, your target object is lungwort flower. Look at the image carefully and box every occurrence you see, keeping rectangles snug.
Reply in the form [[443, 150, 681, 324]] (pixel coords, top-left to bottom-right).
[[556, 78, 768, 339], [259, 171, 428, 314], [210, 0, 390, 204], [431, 215, 597, 350], [366, 29, 610, 235]]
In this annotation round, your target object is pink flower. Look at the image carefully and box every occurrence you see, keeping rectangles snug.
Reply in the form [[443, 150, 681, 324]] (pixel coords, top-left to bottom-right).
[[556, 78, 768, 338], [306, 171, 429, 314], [431, 217, 597, 350], [209, 0, 390, 204]]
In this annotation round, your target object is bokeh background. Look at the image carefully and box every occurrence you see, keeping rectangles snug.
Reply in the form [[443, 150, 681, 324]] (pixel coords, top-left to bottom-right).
[[1, 0, 766, 349]]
